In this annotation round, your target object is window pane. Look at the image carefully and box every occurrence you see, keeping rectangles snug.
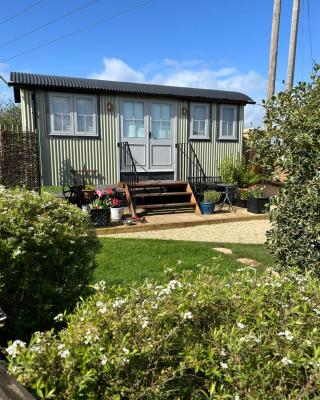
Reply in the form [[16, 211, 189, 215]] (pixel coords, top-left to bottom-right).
[[193, 105, 206, 120], [136, 120, 145, 137], [86, 116, 94, 132], [123, 102, 134, 118], [152, 121, 161, 138], [54, 114, 62, 131], [199, 120, 206, 135], [134, 103, 144, 119], [151, 104, 161, 120], [222, 107, 234, 124], [76, 98, 93, 115], [62, 115, 71, 132], [77, 115, 85, 132], [53, 96, 71, 114], [161, 104, 171, 120]]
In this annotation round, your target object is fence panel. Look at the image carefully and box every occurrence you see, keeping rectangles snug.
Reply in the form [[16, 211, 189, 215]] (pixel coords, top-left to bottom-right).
[[0, 129, 40, 192]]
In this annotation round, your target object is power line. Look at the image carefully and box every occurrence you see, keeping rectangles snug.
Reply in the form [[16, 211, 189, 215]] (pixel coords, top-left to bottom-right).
[[1, 0, 153, 63], [306, 0, 314, 68], [0, 0, 102, 49], [0, 0, 45, 25]]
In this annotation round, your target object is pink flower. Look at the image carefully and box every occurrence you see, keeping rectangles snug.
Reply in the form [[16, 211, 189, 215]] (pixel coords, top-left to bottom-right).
[[95, 189, 104, 198], [106, 188, 114, 196]]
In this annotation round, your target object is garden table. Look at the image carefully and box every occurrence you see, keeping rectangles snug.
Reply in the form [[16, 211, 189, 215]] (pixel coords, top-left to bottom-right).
[[214, 183, 237, 212]]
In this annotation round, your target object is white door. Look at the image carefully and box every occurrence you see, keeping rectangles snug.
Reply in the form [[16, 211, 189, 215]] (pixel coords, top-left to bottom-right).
[[120, 100, 147, 171], [149, 102, 174, 171]]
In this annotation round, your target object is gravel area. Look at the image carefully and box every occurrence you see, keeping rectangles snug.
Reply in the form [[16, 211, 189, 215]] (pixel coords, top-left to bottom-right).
[[106, 219, 270, 244]]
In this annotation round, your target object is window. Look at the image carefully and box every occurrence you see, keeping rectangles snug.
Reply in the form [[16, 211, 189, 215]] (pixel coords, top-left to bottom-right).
[[219, 105, 238, 140], [190, 103, 210, 139], [122, 101, 144, 138], [151, 103, 171, 138], [49, 93, 97, 136]]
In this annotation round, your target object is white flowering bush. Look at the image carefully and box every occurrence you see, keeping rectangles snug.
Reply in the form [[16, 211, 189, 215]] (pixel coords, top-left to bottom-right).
[[6, 265, 320, 399], [0, 188, 100, 343]]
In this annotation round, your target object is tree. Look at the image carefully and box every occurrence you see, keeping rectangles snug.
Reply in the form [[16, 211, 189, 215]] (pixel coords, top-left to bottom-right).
[[249, 66, 320, 272], [0, 96, 21, 129]]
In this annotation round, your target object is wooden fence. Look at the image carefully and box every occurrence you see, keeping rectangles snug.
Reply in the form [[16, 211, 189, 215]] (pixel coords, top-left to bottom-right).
[[0, 128, 40, 192]]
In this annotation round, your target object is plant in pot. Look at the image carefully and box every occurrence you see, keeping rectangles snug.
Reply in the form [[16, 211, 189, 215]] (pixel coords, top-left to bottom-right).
[[81, 184, 96, 203], [105, 188, 125, 222], [236, 188, 249, 208], [247, 185, 269, 214], [200, 190, 221, 214], [89, 189, 111, 226]]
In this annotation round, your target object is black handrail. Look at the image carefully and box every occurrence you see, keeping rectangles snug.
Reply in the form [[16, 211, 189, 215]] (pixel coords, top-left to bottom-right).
[[175, 141, 206, 183], [118, 142, 139, 187]]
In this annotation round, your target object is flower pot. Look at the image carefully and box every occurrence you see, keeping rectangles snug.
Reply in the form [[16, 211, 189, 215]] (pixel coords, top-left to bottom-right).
[[236, 198, 248, 208], [90, 208, 110, 227], [81, 189, 95, 202], [200, 201, 215, 215], [247, 197, 269, 214], [110, 207, 124, 222]]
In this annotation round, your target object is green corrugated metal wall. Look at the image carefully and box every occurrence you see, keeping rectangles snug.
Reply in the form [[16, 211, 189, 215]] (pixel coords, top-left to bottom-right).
[[21, 88, 243, 186]]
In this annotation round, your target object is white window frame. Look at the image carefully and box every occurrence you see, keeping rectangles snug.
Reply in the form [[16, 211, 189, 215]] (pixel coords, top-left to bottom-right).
[[189, 102, 210, 140], [48, 92, 98, 137], [219, 104, 238, 140]]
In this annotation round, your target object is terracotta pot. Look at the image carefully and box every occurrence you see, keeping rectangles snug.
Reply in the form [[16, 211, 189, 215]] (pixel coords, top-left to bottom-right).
[[81, 189, 95, 201]]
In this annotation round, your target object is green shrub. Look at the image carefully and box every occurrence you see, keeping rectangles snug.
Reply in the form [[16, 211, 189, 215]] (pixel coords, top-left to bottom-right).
[[220, 156, 260, 188], [6, 265, 320, 399], [203, 190, 220, 203], [249, 67, 320, 272], [0, 187, 100, 343]]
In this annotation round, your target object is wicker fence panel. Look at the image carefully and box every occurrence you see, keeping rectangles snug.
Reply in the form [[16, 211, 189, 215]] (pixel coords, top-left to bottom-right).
[[0, 129, 40, 192]]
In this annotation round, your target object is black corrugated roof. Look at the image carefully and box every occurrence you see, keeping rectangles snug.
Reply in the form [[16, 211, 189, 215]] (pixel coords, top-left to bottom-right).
[[9, 71, 255, 104]]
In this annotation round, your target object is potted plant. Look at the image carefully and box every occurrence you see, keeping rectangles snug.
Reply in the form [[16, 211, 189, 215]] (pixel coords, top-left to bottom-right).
[[247, 185, 269, 214], [81, 184, 95, 202], [105, 187, 125, 222], [200, 190, 221, 214], [236, 188, 249, 208], [89, 189, 111, 227]]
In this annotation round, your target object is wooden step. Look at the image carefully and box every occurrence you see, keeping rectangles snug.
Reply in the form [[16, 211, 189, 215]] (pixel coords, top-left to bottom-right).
[[140, 202, 196, 209], [134, 191, 190, 198], [126, 180, 187, 188]]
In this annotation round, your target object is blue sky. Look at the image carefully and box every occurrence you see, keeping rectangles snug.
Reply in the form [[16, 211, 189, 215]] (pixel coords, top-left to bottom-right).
[[0, 0, 319, 126]]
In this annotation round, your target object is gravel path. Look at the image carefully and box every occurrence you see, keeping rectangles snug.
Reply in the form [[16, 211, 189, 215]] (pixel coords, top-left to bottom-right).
[[106, 219, 270, 244]]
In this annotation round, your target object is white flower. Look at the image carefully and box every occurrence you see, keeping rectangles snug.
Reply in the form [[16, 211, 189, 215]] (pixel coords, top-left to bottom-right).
[[54, 313, 64, 322], [59, 349, 70, 359], [277, 330, 294, 341], [182, 311, 193, 320], [101, 355, 108, 366], [112, 299, 126, 309], [177, 259, 182, 265], [6, 340, 26, 357], [141, 318, 149, 328], [96, 301, 107, 314], [237, 322, 245, 329], [92, 281, 106, 291], [123, 347, 130, 355], [221, 348, 226, 356], [168, 280, 183, 290], [313, 308, 320, 315], [235, 396, 240, 400], [281, 357, 293, 365], [220, 362, 228, 369]]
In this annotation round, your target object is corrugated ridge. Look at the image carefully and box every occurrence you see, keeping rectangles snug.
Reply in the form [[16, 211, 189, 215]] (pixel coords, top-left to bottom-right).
[[10, 72, 255, 104]]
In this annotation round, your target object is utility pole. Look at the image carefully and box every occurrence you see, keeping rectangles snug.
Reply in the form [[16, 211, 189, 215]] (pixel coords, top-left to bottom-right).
[[268, 0, 282, 99], [286, 0, 300, 89]]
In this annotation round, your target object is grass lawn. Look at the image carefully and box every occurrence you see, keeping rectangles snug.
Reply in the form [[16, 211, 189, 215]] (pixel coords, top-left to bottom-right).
[[95, 238, 274, 286]]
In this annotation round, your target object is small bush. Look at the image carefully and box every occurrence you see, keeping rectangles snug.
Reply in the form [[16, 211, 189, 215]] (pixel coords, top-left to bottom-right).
[[203, 190, 220, 203], [7, 265, 320, 399], [0, 187, 100, 343], [220, 156, 260, 188]]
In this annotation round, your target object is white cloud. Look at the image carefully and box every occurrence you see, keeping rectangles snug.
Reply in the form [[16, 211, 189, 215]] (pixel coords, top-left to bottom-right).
[[90, 57, 144, 83], [90, 58, 267, 127]]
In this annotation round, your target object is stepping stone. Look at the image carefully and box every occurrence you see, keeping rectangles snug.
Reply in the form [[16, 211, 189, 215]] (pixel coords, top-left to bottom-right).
[[213, 247, 233, 255], [236, 258, 262, 267]]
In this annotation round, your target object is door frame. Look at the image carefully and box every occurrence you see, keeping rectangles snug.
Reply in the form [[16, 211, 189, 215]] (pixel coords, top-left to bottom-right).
[[118, 97, 177, 176]]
